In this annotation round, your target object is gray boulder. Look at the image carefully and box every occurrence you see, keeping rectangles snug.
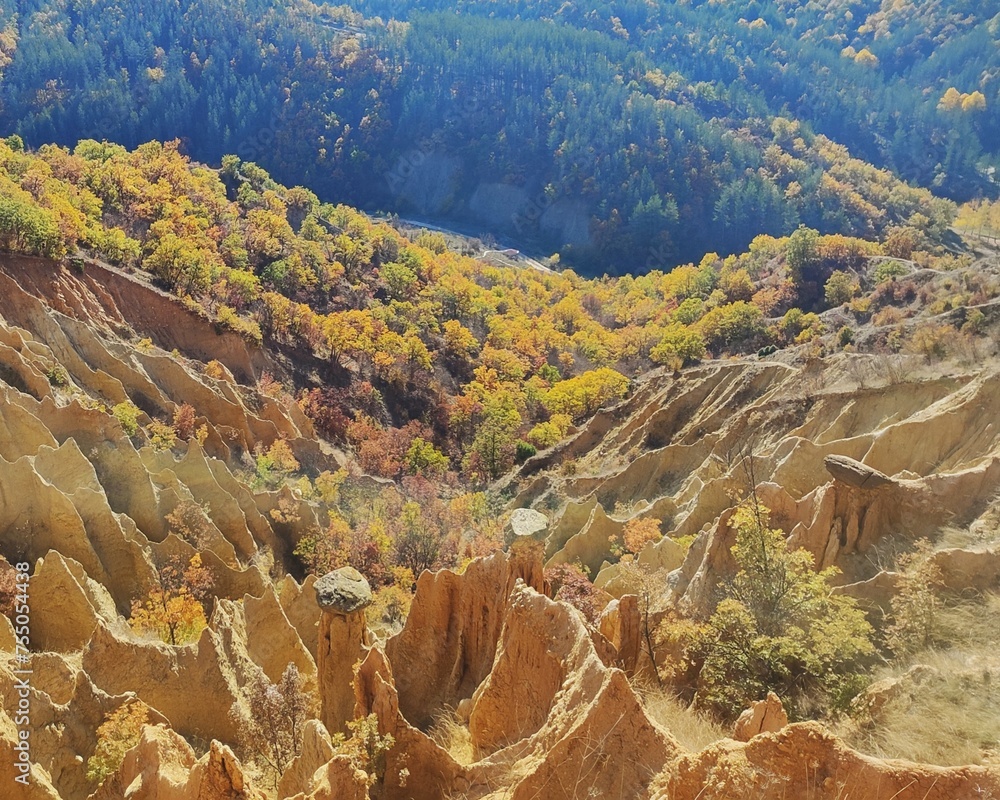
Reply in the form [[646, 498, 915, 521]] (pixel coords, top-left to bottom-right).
[[314, 566, 373, 615], [504, 508, 548, 548], [824, 455, 894, 489]]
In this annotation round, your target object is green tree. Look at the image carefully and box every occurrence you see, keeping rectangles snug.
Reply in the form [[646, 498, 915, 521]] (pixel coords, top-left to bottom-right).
[[696, 501, 874, 721], [785, 226, 820, 284], [466, 392, 522, 480], [824, 270, 860, 306], [405, 437, 449, 477]]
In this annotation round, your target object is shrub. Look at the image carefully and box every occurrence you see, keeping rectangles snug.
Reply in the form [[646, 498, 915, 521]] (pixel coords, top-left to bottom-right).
[[873, 259, 910, 284], [514, 440, 537, 464], [146, 419, 178, 451], [650, 324, 706, 366], [231, 663, 317, 787], [112, 401, 141, 436], [405, 437, 450, 477], [86, 703, 149, 785], [824, 270, 860, 307], [697, 301, 766, 350], [216, 304, 263, 346], [255, 439, 301, 487], [332, 714, 396, 788], [886, 540, 942, 658], [165, 501, 215, 549], [204, 359, 227, 380], [298, 387, 352, 441], [622, 517, 662, 555], [961, 308, 987, 335], [172, 403, 197, 440], [527, 414, 572, 449], [695, 501, 874, 721], [45, 364, 69, 387], [545, 562, 602, 624], [907, 323, 952, 363]]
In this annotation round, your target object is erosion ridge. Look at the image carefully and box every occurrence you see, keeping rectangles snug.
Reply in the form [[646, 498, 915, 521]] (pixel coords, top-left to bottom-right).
[[509, 351, 1000, 615], [1, 252, 999, 799]]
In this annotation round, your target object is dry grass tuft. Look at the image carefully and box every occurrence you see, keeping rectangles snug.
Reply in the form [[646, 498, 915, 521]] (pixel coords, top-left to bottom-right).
[[635, 683, 728, 752], [428, 707, 476, 766]]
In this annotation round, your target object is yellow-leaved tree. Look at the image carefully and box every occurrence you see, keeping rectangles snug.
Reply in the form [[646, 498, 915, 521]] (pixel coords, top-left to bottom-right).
[[129, 555, 212, 646], [86, 702, 149, 785]]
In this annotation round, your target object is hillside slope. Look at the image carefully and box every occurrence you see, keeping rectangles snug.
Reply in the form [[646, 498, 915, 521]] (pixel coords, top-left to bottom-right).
[[2, 250, 1000, 798]]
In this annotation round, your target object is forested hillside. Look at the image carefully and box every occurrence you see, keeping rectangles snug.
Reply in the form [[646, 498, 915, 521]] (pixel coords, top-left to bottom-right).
[[0, 133, 989, 488], [0, 0, 992, 272]]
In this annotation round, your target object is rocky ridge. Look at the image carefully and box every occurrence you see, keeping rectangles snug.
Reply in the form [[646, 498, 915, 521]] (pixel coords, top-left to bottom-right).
[[1, 254, 999, 798]]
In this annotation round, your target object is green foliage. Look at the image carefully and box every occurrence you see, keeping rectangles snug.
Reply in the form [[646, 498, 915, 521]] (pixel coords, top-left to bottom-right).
[[695, 502, 874, 721], [873, 260, 911, 284], [146, 419, 178, 451], [824, 270, 860, 306], [785, 226, 820, 282], [650, 324, 706, 366], [255, 439, 300, 488], [466, 393, 523, 481], [698, 301, 766, 350], [514, 440, 537, 464], [45, 364, 68, 387], [112, 401, 141, 437], [332, 714, 396, 788], [0, 195, 66, 258], [405, 437, 449, 477], [526, 414, 572, 449], [86, 703, 149, 785], [0, 0, 972, 275]]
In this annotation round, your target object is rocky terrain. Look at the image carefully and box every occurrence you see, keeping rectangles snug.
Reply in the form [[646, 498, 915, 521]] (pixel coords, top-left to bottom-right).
[[2, 250, 1000, 799]]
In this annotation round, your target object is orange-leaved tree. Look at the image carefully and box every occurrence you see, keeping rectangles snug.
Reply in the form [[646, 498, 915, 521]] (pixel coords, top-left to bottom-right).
[[129, 555, 213, 646]]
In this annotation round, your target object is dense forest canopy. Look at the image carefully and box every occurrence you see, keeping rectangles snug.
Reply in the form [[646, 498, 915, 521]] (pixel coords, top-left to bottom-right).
[[0, 0, 995, 273]]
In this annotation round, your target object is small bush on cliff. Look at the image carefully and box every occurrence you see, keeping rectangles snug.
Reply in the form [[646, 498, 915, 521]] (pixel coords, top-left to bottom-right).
[[128, 555, 212, 645], [231, 663, 316, 788], [332, 714, 397, 788], [112, 401, 141, 436], [695, 501, 874, 721], [545, 562, 603, 625], [886, 539, 942, 657], [86, 702, 149, 785], [254, 438, 300, 488]]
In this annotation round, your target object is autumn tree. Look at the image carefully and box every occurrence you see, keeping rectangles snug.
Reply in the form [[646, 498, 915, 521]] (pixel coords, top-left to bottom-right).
[[545, 562, 603, 625], [129, 555, 213, 646], [622, 517, 662, 555], [695, 501, 874, 721], [542, 368, 630, 420], [231, 663, 317, 788], [86, 703, 150, 785]]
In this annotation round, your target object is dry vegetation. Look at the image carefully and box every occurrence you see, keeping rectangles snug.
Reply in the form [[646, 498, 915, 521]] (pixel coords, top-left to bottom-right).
[[840, 593, 1000, 766], [636, 685, 728, 753]]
